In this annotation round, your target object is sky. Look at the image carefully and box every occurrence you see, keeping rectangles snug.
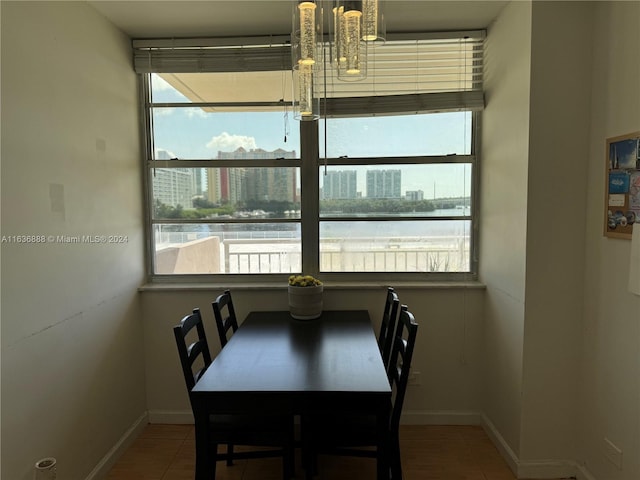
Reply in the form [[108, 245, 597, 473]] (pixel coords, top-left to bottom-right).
[[151, 74, 473, 198]]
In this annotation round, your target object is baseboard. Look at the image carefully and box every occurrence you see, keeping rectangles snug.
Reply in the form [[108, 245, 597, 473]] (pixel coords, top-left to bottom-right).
[[84, 411, 148, 480], [481, 413, 594, 480], [481, 413, 520, 475], [575, 464, 598, 480], [148, 409, 194, 424], [401, 409, 483, 425], [516, 460, 580, 479]]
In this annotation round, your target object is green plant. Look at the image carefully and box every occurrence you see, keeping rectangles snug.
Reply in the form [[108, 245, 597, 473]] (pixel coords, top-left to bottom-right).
[[288, 274, 323, 287]]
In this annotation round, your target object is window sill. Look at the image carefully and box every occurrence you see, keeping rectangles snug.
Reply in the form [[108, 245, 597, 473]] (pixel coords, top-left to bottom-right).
[[138, 280, 486, 293]]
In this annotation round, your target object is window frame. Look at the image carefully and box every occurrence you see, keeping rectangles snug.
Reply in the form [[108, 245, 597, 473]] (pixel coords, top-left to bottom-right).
[[137, 34, 482, 284], [310, 114, 480, 284]]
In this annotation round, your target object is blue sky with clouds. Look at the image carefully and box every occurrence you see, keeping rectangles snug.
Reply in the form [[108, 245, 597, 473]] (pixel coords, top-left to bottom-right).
[[151, 74, 472, 198]]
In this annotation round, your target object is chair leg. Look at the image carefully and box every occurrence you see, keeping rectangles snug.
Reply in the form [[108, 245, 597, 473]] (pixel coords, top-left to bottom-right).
[[304, 460, 315, 480], [303, 449, 317, 480], [282, 445, 295, 480], [390, 436, 402, 480], [226, 443, 234, 466], [210, 442, 219, 480]]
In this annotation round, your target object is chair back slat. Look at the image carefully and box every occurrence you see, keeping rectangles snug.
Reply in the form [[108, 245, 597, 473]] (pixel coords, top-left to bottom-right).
[[378, 287, 400, 368], [387, 305, 418, 433], [187, 341, 208, 367], [173, 308, 213, 393], [193, 365, 208, 385], [212, 290, 239, 348], [173, 307, 294, 478]]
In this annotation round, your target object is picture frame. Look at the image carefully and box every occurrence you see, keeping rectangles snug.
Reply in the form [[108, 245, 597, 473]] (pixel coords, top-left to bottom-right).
[[604, 131, 640, 239]]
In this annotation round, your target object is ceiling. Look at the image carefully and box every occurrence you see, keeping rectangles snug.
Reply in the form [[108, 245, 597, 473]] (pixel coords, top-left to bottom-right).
[[88, 0, 508, 39]]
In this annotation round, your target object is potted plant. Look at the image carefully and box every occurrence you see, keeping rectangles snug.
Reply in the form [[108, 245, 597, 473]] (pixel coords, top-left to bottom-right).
[[288, 274, 323, 320]]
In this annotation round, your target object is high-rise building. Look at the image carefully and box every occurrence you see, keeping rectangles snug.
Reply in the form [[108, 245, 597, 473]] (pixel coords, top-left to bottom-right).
[[322, 170, 357, 199], [216, 147, 297, 203], [366, 169, 401, 199], [153, 149, 196, 208], [193, 168, 206, 197], [405, 190, 424, 201], [206, 168, 221, 203], [207, 168, 245, 204]]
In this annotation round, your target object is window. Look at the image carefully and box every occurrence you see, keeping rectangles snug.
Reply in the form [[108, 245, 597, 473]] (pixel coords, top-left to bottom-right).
[[135, 32, 483, 282], [318, 113, 474, 276]]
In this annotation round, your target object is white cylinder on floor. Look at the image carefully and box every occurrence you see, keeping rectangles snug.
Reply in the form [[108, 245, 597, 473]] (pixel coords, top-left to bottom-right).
[[34, 457, 56, 480]]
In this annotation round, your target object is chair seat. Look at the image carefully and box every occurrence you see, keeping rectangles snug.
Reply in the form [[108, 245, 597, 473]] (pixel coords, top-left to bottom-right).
[[303, 306, 418, 480], [207, 413, 294, 470]]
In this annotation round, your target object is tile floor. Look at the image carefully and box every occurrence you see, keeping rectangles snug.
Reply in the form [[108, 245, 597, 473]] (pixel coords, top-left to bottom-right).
[[105, 423, 561, 480]]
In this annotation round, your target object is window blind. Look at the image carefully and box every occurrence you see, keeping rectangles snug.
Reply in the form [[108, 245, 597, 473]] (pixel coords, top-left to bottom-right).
[[322, 34, 484, 114], [133, 31, 485, 114], [134, 46, 293, 73]]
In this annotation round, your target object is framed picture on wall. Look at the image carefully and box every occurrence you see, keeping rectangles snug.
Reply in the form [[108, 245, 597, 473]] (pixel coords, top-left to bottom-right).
[[604, 131, 640, 239]]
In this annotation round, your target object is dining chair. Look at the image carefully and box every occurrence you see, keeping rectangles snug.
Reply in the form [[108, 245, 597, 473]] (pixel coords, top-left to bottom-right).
[[304, 305, 419, 480], [212, 289, 239, 348], [378, 287, 400, 369], [173, 308, 295, 480]]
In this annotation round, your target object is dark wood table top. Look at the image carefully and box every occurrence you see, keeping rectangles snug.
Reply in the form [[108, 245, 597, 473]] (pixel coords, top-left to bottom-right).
[[192, 310, 391, 398], [190, 310, 392, 480]]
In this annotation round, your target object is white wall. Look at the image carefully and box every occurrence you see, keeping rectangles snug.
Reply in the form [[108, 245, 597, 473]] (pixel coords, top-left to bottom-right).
[[520, 0, 593, 466], [141, 286, 485, 425], [480, 0, 532, 459], [0, 3, 146, 480], [482, 3, 640, 480], [2, 3, 635, 480], [580, 2, 640, 480]]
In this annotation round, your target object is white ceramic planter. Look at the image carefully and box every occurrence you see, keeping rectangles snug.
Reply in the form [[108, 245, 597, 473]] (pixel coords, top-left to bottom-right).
[[288, 285, 323, 320]]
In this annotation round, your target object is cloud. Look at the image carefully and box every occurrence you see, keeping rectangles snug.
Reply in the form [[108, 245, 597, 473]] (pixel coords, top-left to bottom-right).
[[152, 106, 205, 118], [154, 107, 174, 117], [184, 107, 207, 118], [151, 75, 172, 91], [206, 132, 257, 152]]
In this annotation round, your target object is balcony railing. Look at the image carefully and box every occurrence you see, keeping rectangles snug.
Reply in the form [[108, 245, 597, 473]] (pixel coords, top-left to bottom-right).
[[155, 233, 469, 274], [223, 237, 469, 274]]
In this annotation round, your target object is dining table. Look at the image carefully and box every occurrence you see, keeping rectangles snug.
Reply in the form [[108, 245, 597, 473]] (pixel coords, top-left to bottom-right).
[[190, 309, 392, 480]]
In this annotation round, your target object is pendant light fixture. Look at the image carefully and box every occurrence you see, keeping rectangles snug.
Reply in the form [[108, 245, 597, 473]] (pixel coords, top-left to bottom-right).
[[332, 3, 346, 65], [295, 63, 317, 118], [292, 0, 384, 119], [298, 1, 318, 65], [334, 0, 367, 81], [292, 0, 322, 120], [362, 0, 386, 43]]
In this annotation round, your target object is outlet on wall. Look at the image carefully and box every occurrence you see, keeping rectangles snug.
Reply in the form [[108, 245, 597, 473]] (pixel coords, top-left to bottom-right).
[[407, 370, 421, 386]]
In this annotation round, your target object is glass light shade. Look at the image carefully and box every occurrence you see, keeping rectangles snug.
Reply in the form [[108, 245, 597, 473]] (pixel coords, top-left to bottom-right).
[[298, 1, 317, 65], [332, 5, 347, 64], [362, 0, 386, 43], [334, 2, 366, 81], [293, 63, 319, 120], [292, 0, 321, 120], [362, 0, 377, 40], [344, 9, 362, 74]]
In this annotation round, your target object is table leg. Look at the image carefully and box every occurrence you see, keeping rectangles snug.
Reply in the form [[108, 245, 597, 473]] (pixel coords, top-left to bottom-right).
[[377, 403, 391, 480], [193, 400, 214, 480], [300, 413, 317, 480]]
